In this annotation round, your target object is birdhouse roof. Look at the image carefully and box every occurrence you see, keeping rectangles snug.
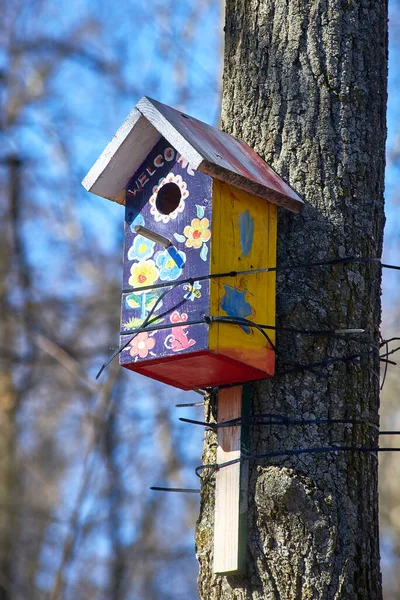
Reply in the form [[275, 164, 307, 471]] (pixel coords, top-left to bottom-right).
[[82, 96, 304, 213]]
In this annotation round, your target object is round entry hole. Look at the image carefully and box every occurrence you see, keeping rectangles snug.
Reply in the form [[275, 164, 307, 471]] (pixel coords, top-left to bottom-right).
[[156, 182, 182, 215]]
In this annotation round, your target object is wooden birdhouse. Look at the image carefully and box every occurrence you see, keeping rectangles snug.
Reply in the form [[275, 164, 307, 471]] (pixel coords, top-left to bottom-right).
[[82, 97, 303, 390]]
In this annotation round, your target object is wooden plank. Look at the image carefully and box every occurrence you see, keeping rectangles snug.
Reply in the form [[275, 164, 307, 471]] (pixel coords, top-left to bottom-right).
[[82, 109, 161, 204], [213, 385, 249, 574]]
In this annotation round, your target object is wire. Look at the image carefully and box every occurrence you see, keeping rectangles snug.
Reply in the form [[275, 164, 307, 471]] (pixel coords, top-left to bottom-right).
[[277, 349, 376, 377], [150, 486, 200, 494], [195, 446, 400, 481], [102, 252, 400, 382], [380, 345, 400, 359], [176, 402, 205, 408], [120, 317, 204, 335], [180, 415, 379, 430], [121, 315, 366, 339], [121, 255, 389, 295], [119, 315, 378, 383], [96, 280, 191, 379], [205, 315, 365, 340], [381, 334, 389, 390], [204, 315, 276, 351], [381, 337, 400, 345]]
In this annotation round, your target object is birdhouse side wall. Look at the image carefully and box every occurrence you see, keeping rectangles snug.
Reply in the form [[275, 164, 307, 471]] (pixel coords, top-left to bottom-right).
[[119, 137, 213, 378], [209, 180, 277, 376]]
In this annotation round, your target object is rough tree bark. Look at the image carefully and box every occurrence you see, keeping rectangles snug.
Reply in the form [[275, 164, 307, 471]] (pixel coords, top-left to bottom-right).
[[196, 1, 387, 598]]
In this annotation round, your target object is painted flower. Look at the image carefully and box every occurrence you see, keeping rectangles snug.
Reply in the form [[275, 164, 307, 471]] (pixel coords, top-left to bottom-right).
[[149, 173, 188, 223], [155, 248, 186, 281], [123, 316, 145, 330], [170, 310, 188, 324], [129, 332, 156, 359], [128, 260, 159, 290], [123, 313, 164, 331], [127, 234, 155, 261], [183, 217, 211, 249], [164, 311, 195, 352], [220, 284, 253, 333], [128, 213, 145, 233], [125, 291, 163, 312], [183, 281, 202, 301]]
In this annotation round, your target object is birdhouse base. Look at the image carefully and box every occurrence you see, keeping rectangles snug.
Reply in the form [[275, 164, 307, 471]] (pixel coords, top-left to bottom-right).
[[121, 349, 274, 391]]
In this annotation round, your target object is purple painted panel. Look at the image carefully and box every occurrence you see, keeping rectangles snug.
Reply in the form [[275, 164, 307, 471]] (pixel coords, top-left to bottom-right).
[[119, 137, 212, 368]]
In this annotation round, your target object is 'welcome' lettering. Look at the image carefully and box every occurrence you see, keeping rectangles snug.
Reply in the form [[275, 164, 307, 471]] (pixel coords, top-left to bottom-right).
[[127, 147, 176, 197]]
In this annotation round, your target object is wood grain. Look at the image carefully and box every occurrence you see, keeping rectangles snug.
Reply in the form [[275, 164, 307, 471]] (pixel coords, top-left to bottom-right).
[[213, 386, 248, 574], [82, 109, 160, 204]]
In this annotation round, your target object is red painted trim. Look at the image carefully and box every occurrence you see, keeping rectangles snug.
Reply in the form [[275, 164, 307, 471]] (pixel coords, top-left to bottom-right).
[[122, 349, 274, 391]]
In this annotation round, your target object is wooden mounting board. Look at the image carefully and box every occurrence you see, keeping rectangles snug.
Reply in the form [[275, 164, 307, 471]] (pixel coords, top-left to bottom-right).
[[213, 385, 249, 574]]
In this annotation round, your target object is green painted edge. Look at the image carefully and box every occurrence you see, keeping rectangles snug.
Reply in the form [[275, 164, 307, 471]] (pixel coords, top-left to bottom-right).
[[237, 383, 251, 574]]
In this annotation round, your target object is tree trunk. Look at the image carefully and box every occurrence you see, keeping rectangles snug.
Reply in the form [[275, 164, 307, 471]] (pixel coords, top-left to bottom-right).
[[0, 158, 24, 600], [196, 1, 387, 598]]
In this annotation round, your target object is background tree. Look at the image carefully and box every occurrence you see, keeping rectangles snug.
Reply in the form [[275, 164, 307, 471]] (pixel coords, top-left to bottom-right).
[[0, 0, 220, 598], [197, 2, 387, 598]]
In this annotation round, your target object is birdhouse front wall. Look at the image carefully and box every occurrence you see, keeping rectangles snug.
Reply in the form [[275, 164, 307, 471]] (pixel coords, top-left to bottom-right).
[[120, 137, 213, 386]]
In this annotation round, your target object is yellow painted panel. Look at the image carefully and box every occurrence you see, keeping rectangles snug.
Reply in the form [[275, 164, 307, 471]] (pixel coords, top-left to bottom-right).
[[209, 180, 276, 374]]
